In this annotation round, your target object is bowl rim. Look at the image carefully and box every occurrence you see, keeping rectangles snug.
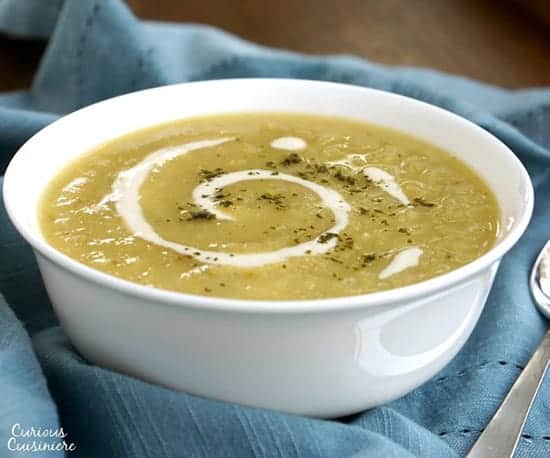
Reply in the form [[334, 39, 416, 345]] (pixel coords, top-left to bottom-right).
[[2, 78, 535, 314]]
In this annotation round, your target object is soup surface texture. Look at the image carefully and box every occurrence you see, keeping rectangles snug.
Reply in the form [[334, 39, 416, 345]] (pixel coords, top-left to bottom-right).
[[39, 113, 500, 300]]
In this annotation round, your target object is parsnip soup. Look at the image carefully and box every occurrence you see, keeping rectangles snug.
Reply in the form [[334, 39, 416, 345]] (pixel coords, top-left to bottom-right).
[[39, 113, 499, 300]]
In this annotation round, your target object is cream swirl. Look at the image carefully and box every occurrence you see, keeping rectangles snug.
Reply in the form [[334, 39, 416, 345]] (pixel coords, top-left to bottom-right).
[[100, 136, 422, 275], [270, 136, 307, 150], [363, 167, 410, 206], [379, 247, 423, 279], [102, 137, 351, 267]]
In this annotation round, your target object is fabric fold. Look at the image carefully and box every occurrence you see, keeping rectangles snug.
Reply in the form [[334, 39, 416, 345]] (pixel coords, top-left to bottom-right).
[[0, 298, 62, 458]]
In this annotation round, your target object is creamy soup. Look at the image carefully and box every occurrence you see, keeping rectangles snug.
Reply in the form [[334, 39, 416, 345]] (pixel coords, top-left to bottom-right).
[[39, 113, 500, 300]]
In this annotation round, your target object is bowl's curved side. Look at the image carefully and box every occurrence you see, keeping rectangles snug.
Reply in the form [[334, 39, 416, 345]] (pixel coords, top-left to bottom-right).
[[36, 251, 497, 417], [2, 78, 534, 314]]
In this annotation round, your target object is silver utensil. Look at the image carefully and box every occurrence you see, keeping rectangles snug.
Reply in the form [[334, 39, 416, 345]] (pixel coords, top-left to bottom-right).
[[467, 240, 550, 457]]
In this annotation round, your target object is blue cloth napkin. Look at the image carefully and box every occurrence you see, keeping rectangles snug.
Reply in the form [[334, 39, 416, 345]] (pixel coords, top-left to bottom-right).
[[1, 1, 549, 456]]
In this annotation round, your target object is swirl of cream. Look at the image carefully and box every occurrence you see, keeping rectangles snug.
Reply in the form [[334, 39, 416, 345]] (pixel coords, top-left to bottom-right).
[[105, 137, 351, 267], [104, 136, 422, 276]]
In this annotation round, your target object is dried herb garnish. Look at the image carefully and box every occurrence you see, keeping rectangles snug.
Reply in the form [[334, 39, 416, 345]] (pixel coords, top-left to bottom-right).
[[414, 197, 435, 207], [219, 200, 233, 207], [199, 168, 224, 181], [333, 170, 356, 185], [189, 210, 216, 220], [280, 153, 302, 166], [398, 227, 410, 235], [318, 232, 339, 244], [258, 192, 286, 209], [315, 164, 328, 173], [361, 253, 377, 264], [339, 234, 354, 250]]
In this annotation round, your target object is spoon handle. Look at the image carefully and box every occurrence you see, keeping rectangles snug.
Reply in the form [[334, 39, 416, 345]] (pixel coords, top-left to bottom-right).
[[467, 329, 550, 458]]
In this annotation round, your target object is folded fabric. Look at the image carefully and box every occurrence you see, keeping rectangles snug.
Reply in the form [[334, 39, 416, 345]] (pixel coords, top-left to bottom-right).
[[0, 0, 549, 456]]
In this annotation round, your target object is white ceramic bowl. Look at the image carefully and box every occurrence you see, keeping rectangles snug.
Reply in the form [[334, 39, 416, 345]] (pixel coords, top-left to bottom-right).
[[3, 79, 533, 417]]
